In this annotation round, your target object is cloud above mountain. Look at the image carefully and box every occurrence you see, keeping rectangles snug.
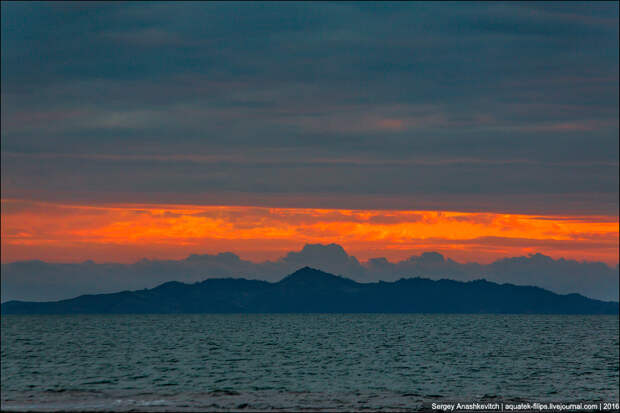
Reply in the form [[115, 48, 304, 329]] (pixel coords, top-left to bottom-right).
[[2, 243, 617, 303]]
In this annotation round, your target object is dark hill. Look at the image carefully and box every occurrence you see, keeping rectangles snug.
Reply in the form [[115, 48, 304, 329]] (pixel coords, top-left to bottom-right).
[[1, 267, 618, 314]]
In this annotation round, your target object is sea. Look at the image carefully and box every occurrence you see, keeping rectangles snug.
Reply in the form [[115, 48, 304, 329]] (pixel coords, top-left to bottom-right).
[[1, 314, 618, 412]]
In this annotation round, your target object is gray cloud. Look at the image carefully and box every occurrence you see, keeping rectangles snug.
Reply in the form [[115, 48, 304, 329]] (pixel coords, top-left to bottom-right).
[[2, 243, 618, 303]]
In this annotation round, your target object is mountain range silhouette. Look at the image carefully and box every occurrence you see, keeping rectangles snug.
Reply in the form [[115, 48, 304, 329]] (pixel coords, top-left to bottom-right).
[[2, 267, 618, 314]]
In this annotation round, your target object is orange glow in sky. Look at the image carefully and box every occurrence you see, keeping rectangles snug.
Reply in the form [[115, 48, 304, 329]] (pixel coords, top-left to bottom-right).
[[2, 199, 618, 265]]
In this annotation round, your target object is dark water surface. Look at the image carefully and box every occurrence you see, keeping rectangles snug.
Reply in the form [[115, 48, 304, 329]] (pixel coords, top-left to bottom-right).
[[1, 314, 618, 411]]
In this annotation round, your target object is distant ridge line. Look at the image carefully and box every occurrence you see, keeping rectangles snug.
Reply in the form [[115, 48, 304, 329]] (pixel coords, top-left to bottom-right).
[[2, 267, 618, 315]]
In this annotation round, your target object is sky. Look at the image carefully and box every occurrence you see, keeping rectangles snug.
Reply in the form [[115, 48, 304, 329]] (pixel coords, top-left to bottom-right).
[[1, 2, 619, 291]]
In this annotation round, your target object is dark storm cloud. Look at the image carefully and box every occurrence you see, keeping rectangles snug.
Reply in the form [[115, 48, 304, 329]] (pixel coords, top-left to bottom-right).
[[2, 2, 618, 213]]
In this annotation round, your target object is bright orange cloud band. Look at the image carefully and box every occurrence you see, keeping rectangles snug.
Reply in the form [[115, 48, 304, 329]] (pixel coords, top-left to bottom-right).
[[1, 199, 618, 265]]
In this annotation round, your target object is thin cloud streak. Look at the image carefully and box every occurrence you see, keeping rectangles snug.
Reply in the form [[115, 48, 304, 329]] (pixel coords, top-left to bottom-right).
[[4, 151, 619, 167]]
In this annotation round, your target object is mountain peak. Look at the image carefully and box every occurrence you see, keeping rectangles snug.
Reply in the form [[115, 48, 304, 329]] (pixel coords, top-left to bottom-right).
[[287, 266, 330, 278], [278, 266, 351, 285]]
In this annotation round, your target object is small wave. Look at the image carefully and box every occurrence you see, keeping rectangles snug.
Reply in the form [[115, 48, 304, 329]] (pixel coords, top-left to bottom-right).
[[81, 379, 115, 385], [209, 389, 241, 396], [137, 399, 169, 406]]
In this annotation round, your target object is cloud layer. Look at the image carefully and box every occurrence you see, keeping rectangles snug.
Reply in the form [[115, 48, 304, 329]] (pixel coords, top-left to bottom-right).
[[2, 3, 618, 214], [3, 200, 618, 266]]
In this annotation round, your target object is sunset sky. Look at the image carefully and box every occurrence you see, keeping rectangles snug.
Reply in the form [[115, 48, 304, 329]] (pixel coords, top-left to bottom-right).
[[2, 2, 618, 268]]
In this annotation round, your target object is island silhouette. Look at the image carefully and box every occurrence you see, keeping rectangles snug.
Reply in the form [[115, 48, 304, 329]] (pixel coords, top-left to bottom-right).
[[2, 267, 618, 314]]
